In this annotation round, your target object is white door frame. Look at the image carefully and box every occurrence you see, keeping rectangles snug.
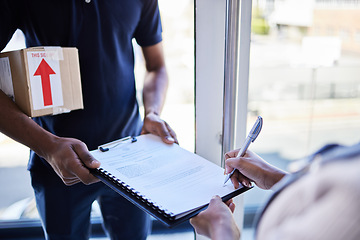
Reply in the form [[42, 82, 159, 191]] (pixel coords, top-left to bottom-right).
[[195, 0, 252, 238]]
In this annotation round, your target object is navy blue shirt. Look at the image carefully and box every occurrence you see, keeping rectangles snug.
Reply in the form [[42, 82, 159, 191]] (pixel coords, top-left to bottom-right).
[[0, 0, 163, 170]]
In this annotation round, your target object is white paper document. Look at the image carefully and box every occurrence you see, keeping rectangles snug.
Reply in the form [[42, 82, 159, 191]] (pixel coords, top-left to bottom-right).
[[90, 134, 244, 218]]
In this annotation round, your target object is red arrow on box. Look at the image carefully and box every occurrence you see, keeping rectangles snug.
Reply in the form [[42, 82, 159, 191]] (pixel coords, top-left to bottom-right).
[[34, 58, 56, 106]]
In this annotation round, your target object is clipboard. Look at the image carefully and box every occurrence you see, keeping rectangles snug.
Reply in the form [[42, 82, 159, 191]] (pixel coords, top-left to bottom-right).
[[89, 134, 252, 228]]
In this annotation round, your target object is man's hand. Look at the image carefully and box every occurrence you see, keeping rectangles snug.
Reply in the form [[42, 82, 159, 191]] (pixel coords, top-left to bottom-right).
[[141, 112, 178, 144], [141, 42, 178, 145], [43, 137, 101, 186], [190, 196, 240, 240], [0, 90, 101, 186]]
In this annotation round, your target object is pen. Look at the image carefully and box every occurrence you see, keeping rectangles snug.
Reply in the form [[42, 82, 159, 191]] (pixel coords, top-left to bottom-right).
[[223, 116, 263, 185]]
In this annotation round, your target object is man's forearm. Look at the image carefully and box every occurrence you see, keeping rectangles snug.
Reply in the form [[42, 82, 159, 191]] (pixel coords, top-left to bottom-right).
[[0, 90, 57, 159], [0, 90, 101, 185], [142, 65, 168, 116]]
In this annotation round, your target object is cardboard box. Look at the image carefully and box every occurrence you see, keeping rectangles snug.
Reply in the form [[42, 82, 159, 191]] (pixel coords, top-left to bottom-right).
[[0, 47, 83, 117]]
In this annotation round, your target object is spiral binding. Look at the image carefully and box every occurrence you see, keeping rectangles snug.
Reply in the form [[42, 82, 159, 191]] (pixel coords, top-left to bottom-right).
[[96, 168, 174, 219]]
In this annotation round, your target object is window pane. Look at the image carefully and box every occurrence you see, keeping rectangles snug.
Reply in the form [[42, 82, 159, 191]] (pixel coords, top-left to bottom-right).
[[244, 0, 360, 237], [136, 0, 195, 151]]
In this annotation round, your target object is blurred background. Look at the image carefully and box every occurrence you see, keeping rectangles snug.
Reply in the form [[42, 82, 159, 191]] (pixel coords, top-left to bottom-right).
[[1, 0, 360, 239]]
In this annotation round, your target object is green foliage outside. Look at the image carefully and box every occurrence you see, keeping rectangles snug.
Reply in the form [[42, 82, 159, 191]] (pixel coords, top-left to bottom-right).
[[252, 7, 270, 35]]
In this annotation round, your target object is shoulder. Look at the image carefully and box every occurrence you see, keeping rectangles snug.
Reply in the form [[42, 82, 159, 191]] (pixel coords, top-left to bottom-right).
[[316, 155, 360, 192], [257, 157, 360, 240], [290, 156, 360, 207]]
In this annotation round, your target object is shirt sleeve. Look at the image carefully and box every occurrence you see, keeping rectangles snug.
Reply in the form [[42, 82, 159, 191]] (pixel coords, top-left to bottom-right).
[[133, 0, 162, 47], [0, 1, 20, 51]]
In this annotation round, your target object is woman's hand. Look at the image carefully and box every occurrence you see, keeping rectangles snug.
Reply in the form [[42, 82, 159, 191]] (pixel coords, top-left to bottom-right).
[[190, 196, 240, 240], [225, 150, 287, 190]]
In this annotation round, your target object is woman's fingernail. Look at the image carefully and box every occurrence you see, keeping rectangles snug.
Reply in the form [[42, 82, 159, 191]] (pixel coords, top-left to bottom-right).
[[166, 136, 175, 142]]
